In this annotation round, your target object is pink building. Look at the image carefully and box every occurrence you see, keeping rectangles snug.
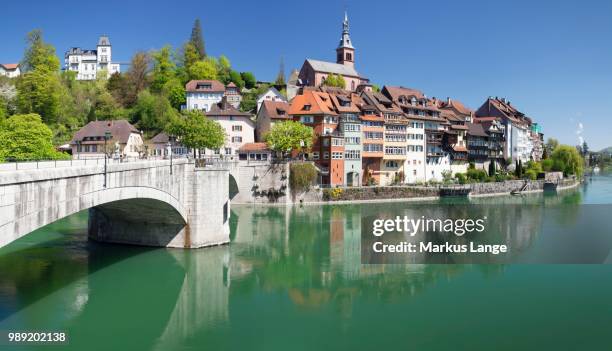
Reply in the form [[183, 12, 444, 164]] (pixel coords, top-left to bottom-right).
[[297, 12, 368, 91]]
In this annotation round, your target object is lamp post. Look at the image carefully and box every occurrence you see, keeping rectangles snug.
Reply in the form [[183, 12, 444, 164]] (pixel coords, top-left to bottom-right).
[[168, 134, 176, 175], [104, 130, 111, 188]]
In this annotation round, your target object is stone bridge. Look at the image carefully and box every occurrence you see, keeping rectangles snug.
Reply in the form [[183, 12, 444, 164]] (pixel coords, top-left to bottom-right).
[[0, 158, 232, 249]]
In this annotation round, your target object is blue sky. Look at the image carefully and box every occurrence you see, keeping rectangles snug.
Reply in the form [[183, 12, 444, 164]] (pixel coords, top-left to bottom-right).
[[2, 0, 611, 149]]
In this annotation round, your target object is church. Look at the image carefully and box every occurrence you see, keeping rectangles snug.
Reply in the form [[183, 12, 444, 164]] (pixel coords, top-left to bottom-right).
[[297, 13, 369, 91]]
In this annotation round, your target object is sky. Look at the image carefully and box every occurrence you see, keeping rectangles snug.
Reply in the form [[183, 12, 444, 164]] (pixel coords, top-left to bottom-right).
[[2, 0, 611, 150]]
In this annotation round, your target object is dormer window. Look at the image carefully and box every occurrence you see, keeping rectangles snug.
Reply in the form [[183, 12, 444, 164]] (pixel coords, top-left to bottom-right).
[[303, 104, 311, 111], [196, 83, 212, 90], [277, 109, 285, 115]]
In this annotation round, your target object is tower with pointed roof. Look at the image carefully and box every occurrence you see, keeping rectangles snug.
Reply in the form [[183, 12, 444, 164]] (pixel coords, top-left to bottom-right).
[[336, 12, 355, 68]]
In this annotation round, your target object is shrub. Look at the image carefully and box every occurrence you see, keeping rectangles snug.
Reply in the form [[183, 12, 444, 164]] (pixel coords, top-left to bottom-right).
[[467, 168, 487, 182], [541, 159, 553, 172], [323, 187, 344, 200], [289, 162, 317, 193], [455, 173, 467, 184], [524, 169, 538, 180]]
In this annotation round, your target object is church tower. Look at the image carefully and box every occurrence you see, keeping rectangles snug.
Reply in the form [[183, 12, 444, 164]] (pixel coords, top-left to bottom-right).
[[336, 12, 355, 68]]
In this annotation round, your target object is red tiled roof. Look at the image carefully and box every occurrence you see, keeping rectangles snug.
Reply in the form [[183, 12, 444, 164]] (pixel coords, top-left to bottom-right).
[[288, 90, 337, 115], [239, 142, 270, 152], [185, 80, 225, 93], [1, 63, 19, 70], [453, 145, 468, 152], [383, 86, 425, 100], [467, 122, 488, 137], [260, 100, 291, 120], [71, 120, 139, 144]]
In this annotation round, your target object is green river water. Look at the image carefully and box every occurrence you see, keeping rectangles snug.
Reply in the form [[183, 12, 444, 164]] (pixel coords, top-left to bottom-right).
[[1, 175, 611, 350]]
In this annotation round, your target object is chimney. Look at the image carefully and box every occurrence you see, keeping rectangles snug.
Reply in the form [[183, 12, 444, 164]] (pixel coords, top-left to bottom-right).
[[447, 97, 451, 104]]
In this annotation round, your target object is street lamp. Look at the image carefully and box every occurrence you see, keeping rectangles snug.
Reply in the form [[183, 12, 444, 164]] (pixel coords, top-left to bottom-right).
[[168, 134, 176, 175], [104, 130, 112, 188]]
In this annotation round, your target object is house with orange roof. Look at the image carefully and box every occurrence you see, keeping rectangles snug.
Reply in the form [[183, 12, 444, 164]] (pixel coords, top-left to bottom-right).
[[289, 90, 344, 186]]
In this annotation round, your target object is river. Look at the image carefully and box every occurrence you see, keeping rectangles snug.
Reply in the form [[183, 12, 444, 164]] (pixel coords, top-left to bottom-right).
[[1, 175, 611, 350]]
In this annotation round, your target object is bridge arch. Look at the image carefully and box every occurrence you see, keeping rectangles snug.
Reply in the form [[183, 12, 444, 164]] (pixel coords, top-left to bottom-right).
[[5, 186, 188, 248]]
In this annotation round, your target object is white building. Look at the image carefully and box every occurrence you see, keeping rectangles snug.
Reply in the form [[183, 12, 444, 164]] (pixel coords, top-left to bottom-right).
[[64, 36, 120, 80], [0, 63, 20, 78], [205, 98, 255, 157], [403, 118, 426, 183], [70, 120, 143, 159], [256, 87, 287, 112], [185, 80, 225, 112]]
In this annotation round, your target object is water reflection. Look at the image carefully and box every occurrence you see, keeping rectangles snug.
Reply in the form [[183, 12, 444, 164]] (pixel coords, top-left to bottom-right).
[[1, 178, 611, 350]]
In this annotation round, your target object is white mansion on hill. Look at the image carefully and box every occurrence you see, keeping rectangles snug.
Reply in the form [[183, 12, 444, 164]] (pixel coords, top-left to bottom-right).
[[64, 36, 120, 80]]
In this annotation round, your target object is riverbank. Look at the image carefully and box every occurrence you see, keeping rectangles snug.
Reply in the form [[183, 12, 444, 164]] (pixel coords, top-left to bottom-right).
[[233, 178, 581, 206]]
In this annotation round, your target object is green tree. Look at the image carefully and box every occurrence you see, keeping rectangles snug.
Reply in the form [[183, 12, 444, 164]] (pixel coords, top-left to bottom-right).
[[182, 42, 200, 77], [265, 120, 314, 155], [167, 110, 225, 154], [190, 18, 206, 58], [322, 74, 346, 89], [131, 90, 179, 134], [16, 68, 62, 124], [228, 70, 245, 90], [163, 78, 186, 110], [551, 145, 584, 177], [241, 72, 256, 89], [189, 58, 218, 80], [21, 30, 60, 72], [150, 46, 177, 93], [0, 114, 68, 161], [546, 138, 559, 156]]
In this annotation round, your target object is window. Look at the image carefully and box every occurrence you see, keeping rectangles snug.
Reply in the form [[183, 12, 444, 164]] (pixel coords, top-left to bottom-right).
[[224, 147, 232, 155], [346, 52, 352, 61], [332, 138, 344, 146], [232, 125, 242, 132], [344, 150, 360, 160], [385, 160, 399, 168], [300, 116, 313, 123], [363, 144, 383, 152], [313, 152, 320, 160], [364, 132, 383, 139], [323, 152, 330, 159], [332, 152, 343, 159], [323, 139, 330, 147], [385, 134, 406, 142], [232, 136, 243, 143], [385, 146, 406, 155], [344, 137, 361, 144], [343, 124, 361, 132]]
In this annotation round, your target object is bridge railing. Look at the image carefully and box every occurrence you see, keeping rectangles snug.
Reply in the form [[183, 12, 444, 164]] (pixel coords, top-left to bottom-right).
[[0, 156, 150, 172]]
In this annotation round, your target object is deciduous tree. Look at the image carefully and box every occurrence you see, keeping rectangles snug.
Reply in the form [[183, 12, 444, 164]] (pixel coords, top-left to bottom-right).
[[265, 120, 314, 155], [0, 113, 68, 161], [167, 110, 225, 155]]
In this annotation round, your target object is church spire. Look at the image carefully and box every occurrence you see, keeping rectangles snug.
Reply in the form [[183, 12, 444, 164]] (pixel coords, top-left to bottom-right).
[[338, 11, 353, 49], [336, 11, 355, 67]]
